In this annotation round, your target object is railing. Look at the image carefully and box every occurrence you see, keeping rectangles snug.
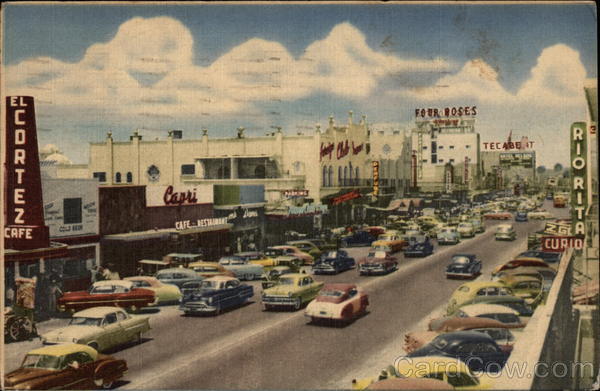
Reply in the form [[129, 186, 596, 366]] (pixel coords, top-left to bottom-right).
[[492, 248, 578, 389]]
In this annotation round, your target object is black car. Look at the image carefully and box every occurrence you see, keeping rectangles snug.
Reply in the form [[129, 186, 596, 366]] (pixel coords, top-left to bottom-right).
[[407, 331, 509, 373], [518, 250, 562, 264], [445, 254, 482, 279], [404, 235, 434, 257], [313, 250, 355, 275], [340, 231, 377, 247]]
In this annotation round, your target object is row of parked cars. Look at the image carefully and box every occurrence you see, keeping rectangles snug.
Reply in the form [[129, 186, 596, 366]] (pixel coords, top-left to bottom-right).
[[351, 237, 563, 390]]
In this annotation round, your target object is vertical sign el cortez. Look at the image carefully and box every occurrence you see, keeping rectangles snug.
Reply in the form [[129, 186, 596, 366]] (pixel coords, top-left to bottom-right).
[[4, 96, 50, 250]]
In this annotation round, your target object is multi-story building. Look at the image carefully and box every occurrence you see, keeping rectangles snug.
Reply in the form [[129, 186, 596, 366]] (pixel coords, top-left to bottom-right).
[[410, 117, 481, 193]]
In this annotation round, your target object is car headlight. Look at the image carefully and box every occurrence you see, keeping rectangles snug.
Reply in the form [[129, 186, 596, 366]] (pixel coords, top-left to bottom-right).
[[208, 297, 214, 304]]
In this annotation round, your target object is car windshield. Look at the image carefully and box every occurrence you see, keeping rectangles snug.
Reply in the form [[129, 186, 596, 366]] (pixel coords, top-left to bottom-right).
[[452, 256, 470, 264], [368, 251, 386, 259], [22, 354, 64, 370], [69, 317, 102, 326], [90, 286, 115, 294], [278, 277, 295, 285], [156, 274, 171, 280], [319, 290, 344, 297], [324, 251, 338, 259], [200, 280, 220, 289]]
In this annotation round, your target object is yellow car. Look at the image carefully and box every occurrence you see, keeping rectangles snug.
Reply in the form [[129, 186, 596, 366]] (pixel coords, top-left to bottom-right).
[[446, 281, 513, 315], [352, 356, 493, 390], [236, 251, 278, 268], [496, 275, 543, 301], [188, 261, 236, 278], [125, 276, 182, 305], [371, 231, 408, 253]]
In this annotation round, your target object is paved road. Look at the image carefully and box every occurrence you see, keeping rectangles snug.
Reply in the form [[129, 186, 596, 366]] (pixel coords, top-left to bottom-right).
[[5, 207, 565, 389]]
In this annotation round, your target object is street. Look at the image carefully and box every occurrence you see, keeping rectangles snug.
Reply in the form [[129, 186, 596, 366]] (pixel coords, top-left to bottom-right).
[[4, 218, 549, 389]]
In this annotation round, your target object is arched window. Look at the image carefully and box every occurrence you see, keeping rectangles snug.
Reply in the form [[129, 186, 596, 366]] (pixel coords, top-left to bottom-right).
[[328, 166, 333, 187], [355, 167, 360, 185], [322, 166, 328, 187], [115, 172, 121, 183], [126, 172, 133, 183], [343, 167, 348, 186], [338, 166, 342, 186]]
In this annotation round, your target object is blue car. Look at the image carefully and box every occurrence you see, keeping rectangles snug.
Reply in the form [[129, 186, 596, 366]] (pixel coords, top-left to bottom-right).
[[156, 267, 204, 288], [445, 254, 482, 279], [515, 211, 528, 222], [313, 250, 356, 274], [404, 235, 434, 257], [180, 276, 253, 315], [518, 250, 561, 265], [437, 227, 460, 245], [340, 231, 376, 247], [407, 331, 509, 373]]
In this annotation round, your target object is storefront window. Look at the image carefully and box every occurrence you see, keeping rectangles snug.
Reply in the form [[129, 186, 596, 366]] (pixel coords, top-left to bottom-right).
[[115, 172, 122, 183], [126, 172, 133, 183], [322, 166, 327, 187], [328, 167, 333, 187]]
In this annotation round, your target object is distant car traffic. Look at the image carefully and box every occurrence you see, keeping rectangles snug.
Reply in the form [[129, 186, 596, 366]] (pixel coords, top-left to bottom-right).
[[4, 344, 128, 390], [495, 224, 516, 241], [445, 254, 482, 279], [340, 230, 378, 248], [305, 283, 369, 324], [457, 222, 475, 238], [515, 211, 528, 222], [404, 235, 434, 257], [446, 281, 514, 315], [42, 307, 150, 352], [180, 276, 253, 315], [189, 261, 236, 279], [125, 276, 182, 304], [58, 280, 156, 313], [436, 227, 460, 245], [156, 267, 205, 288], [371, 231, 407, 253], [313, 250, 355, 275], [218, 256, 264, 280], [483, 210, 513, 220]]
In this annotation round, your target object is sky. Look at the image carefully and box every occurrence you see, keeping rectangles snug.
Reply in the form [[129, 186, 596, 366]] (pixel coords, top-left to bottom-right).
[[2, 2, 597, 167]]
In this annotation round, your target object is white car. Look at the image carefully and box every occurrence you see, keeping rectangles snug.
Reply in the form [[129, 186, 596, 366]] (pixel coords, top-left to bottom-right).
[[528, 210, 554, 220], [456, 304, 522, 326], [304, 283, 369, 324], [41, 307, 150, 352], [457, 222, 475, 238]]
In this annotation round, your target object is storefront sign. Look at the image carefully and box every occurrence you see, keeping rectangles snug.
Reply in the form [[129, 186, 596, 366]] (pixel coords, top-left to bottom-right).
[[331, 190, 361, 205], [482, 141, 535, 150], [444, 164, 454, 194], [352, 142, 364, 155], [320, 140, 365, 161], [227, 208, 259, 221], [499, 152, 534, 168], [320, 142, 334, 161], [570, 122, 588, 237], [372, 161, 380, 196], [288, 204, 328, 215], [415, 106, 477, 118], [543, 221, 572, 235], [147, 184, 213, 207], [4, 96, 50, 250], [283, 189, 309, 198], [175, 217, 228, 230], [542, 236, 584, 252]]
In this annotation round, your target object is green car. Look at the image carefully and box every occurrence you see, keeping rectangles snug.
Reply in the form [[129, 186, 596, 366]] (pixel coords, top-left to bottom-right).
[[261, 273, 324, 311], [497, 275, 543, 302]]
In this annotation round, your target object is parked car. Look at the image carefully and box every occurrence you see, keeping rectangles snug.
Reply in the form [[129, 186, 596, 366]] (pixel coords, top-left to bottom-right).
[[41, 307, 150, 352], [514, 211, 528, 222], [455, 304, 523, 326], [156, 267, 205, 288], [180, 276, 253, 315], [407, 331, 509, 373], [446, 281, 514, 315], [404, 235, 434, 257], [236, 251, 278, 269], [454, 294, 535, 317], [58, 280, 156, 313], [162, 253, 203, 267], [497, 275, 543, 301], [491, 257, 551, 277], [218, 256, 264, 280], [495, 224, 516, 241], [340, 230, 377, 247], [4, 344, 128, 390], [352, 356, 490, 390], [137, 259, 171, 276], [494, 266, 556, 294], [517, 250, 562, 265], [371, 231, 408, 253], [358, 250, 398, 275], [261, 266, 295, 289], [445, 254, 482, 279], [457, 222, 475, 238], [305, 283, 369, 324], [124, 276, 182, 305], [267, 245, 314, 265], [483, 210, 513, 220], [286, 240, 323, 259], [437, 227, 460, 245], [304, 238, 338, 251], [528, 209, 554, 220], [189, 262, 236, 279], [313, 250, 356, 274], [261, 273, 324, 311]]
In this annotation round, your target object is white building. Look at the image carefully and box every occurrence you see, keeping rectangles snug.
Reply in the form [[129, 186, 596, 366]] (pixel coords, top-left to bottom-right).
[[411, 117, 481, 192]]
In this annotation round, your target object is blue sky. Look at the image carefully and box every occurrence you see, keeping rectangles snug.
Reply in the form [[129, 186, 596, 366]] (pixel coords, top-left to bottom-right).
[[2, 3, 597, 166]]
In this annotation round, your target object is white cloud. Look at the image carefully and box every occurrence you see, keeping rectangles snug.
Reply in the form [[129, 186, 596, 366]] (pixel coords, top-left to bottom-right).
[[4, 18, 450, 118]]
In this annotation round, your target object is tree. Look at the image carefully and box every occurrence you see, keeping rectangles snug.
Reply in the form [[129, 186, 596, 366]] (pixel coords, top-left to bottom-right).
[[536, 166, 546, 174], [553, 163, 563, 172]]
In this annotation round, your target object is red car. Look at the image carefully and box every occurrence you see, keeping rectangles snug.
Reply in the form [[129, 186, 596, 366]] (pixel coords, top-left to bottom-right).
[[492, 257, 551, 277], [358, 250, 398, 275], [58, 280, 155, 313], [483, 210, 513, 220]]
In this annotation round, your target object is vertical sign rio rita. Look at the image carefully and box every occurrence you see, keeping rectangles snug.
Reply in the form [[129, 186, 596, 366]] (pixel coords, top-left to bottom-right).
[[4, 96, 50, 250], [570, 122, 588, 238]]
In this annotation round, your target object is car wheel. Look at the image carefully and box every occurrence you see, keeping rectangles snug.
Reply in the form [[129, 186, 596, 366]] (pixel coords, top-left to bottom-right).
[[6, 318, 21, 342], [293, 297, 302, 311]]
